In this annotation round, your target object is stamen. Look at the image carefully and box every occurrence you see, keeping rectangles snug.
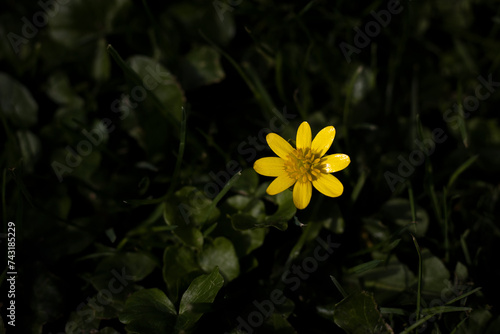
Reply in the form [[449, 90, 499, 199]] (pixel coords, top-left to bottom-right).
[[284, 147, 323, 182]]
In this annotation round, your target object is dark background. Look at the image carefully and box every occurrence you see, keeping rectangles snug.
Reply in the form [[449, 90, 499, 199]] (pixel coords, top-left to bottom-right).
[[1, 0, 499, 333]]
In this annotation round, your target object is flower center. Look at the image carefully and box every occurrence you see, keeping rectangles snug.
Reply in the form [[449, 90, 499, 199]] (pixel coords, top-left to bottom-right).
[[284, 147, 323, 183]]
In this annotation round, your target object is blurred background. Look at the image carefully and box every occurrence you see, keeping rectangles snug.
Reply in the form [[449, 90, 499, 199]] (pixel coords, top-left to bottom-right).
[[1, 0, 500, 333]]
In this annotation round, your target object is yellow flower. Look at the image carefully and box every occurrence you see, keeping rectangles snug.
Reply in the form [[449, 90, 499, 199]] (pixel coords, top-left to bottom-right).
[[253, 121, 350, 209]]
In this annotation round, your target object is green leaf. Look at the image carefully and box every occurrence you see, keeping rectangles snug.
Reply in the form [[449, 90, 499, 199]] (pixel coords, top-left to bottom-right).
[[45, 106, 87, 142], [215, 220, 266, 258], [452, 309, 490, 333], [173, 225, 204, 250], [45, 72, 84, 107], [465, 118, 500, 172], [107, 48, 183, 157], [51, 148, 101, 182], [28, 265, 66, 332], [91, 252, 157, 291], [230, 190, 295, 231], [198, 237, 240, 282], [334, 291, 392, 334], [164, 186, 220, 227], [66, 306, 100, 334], [181, 45, 225, 89], [0, 72, 38, 128], [163, 186, 226, 248], [231, 168, 259, 194], [127, 55, 184, 122], [84, 251, 156, 319], [485, 315, 500, 334], [48, 0, 131, 49], [163, 244, 202, 302], [226, 195, 265, 215], [359, 256, 416, 304], [350, 67, 376, 106], [467, 117, 500, 147], [4, 129, 41, 174], [43, 222, 94, 260], [169, 2, 235, 46], [119, 288, 177, 334], [454, 261, 468, 282], [421, 249, 450, 296], [176, 267, 224, 331], [263, 191, 296, 230], [262, 313, 296, 332], [15, 130, 40, 173], [230, 212, 260, 230], [380, 198, 429, 237]]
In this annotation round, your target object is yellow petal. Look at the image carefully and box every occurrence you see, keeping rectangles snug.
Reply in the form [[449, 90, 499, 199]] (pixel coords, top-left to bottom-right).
[[311, 126, 336, 157], [296, 121, 311, 150], [266, 174, 296, 195], [293, 181, 312, 209], [254, 157, 286, 177], [321, 154, 350, 173], [266, 133, 294, 159], [312, 173, 343, 197]]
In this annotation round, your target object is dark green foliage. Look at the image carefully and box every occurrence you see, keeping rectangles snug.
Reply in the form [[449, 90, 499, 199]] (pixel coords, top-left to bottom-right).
[[1, 0, 499, 333]]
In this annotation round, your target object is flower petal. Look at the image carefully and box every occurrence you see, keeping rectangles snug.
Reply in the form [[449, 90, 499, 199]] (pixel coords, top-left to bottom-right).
[[266, 133, 294, 159], [296, 121, 312, 150], [293, 181, 312, 209], [311, 126, 336, 157], [312, 173, 343, 197], [266, 174, 296, 195], [254, 157, 286, 177], [321, 154, 350, 173]]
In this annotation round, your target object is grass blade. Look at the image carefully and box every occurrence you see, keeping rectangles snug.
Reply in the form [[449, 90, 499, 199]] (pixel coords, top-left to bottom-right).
[[445, 287, 481, 306], [351, 169, 367, 203], [380, 307, 406, 315], [199, 31, 276, 119], [460, 229, 472, 265], [447, 155, 479, 189], [408, 181, 417, 234], [346, 260, 382, 275], [330, 275, 348, 299], [402, 306, 472, 333], [204, 170, 242, 224], [412, 234, 423, 325], [343, 65, 363, 150]]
